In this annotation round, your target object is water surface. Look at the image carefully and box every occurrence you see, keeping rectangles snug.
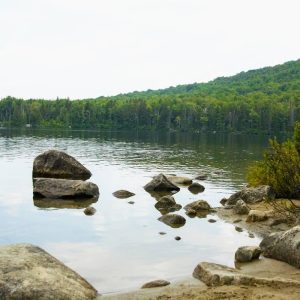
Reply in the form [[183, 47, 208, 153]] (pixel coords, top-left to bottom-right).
[[0, 129, 271, 294]]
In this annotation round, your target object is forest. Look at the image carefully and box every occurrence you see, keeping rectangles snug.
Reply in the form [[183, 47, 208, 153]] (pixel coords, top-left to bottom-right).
[[0, 59, 300, 133]]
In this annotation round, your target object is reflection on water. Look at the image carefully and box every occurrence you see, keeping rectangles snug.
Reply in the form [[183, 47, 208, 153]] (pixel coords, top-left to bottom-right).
[[0, 129, 275, 293]]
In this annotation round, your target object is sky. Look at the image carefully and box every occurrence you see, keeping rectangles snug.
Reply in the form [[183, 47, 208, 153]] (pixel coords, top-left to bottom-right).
[[0, 0, 300, 99]]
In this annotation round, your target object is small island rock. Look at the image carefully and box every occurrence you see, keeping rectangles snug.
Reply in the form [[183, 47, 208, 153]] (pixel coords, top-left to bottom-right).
[[158, 213, 186, 228], [188, 182, 205, 194], [144, 174, 180, 192], [84, 207, 96, 216], [113, 190, 135, 199]]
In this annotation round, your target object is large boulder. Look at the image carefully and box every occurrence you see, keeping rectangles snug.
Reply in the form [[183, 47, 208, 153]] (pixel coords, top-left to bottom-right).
[[33, 150, 92, 180], [33, 178, 99, 199], [260, 226, 300, 268], [144, 174, 180, 192], [226, 185, 275, 205], [158, 214, 186, 228], [0, 244, 97, 300], [235, 246, 261, 262]]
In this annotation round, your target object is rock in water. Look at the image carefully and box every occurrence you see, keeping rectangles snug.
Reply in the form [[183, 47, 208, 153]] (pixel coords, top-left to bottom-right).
[[33, 178, 99, 199], [141, 280, 170, 289], [0, 244, 97, 300], [158, 213, 186, 228], [184, 200, 211, 213], [260, 226, 300, 268], [226, 185, 275, 205], [33, 150, 92, 180], [144, 174, 180, 192], [167, 176, 193, 185], [235, 246, 261, 262], [188, 182, 205, 194], [113, 190, 135, 199], [84, 207, 96, 216]]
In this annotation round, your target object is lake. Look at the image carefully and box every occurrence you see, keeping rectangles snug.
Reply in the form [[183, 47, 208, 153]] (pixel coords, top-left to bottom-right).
[[0, 129, 272, 294]]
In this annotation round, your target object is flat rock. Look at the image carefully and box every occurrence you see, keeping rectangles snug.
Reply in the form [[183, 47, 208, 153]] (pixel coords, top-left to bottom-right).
[[260, 226, 300, 268], [33, 150, 91, 180], [226, 185, 275, 205], [235, 246, 261, 262], [188, 183, 205, 194], [144, 174, 180, 192], [193, 261, 300, 288], [113, 190, 135, 199], [167, 176, 192, 185], [246, 210, 268, 222], [141, 280, 170, 289], [158, 214, 186, 228], [33, 178, 99, 199], [195, 174, 208, 180], [0, 243, 97, 300]]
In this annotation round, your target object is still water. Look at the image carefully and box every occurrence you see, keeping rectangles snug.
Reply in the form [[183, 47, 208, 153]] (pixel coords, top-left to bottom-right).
[[0, 129, 271, 294]]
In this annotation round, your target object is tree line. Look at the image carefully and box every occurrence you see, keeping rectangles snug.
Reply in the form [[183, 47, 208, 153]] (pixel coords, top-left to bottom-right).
[[1, 59, 300, 133]]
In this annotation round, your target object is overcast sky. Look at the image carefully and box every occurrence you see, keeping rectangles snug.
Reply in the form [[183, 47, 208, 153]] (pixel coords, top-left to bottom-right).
[[0, 0, 300, 99]]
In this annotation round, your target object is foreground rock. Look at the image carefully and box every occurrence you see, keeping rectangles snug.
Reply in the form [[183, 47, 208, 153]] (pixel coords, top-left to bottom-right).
[[193, 261, 300, 288], [188, 182, 205, 194], [144, 174, 180, 192], [226, 185, 275, 205], [113, 190, 135, 199], [141, 280, 170, 289], [246, 210, 269, 222], [260, 226, 300, 268], [158, 214, 186, 228], [167, 176, 192, 185], [33, 178, 99, 199], [0, 244, 97, 300], [33, 150, 92, 180], [235, 246, 261, 262]]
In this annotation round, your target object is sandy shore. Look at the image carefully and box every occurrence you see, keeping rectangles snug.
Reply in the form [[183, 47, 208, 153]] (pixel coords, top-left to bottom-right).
[[99, 201, 300, 299]]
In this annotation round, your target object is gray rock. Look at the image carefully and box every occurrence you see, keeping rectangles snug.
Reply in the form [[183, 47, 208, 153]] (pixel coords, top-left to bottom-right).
[[208, 219, 217, 223], [220, 198, 227, 206], [188, 182, 205, 194], [184, 200, 211, 213], [235, 226, 243, 232], [33, 178, 99, 199], [227, 185, 275, 205], [33, 150, 91, 180], [233, 200, 250, 215], [260, 226, 300, 268], [141, 280, 170, 289], [113, 190, 135, 199], [167, 176, 192, 185], [155, 195, 176, 208], [128, 201, 135, 205], [195, 174, 208, 180], [144, 174, 180, 192], [0, 244, 97, 300], [84, 207, 96, 216], [235, 246, 261, 262], [246, 210, 268, 222], [158, 214, 186, 228]]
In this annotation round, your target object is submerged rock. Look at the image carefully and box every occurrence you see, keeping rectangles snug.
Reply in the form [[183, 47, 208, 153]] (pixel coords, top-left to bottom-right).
[[0, 244, 97, 300], [167, 176, 193, 185], [233, 200, 250, 215], [84, 207, 96, 216], [226, 185, 275, 205], [113, 190, 135, 199], [33, 150, 92, 180], [158, 213, 186, 228], [141, 280, 170, 289], [33, 198, 97, 209], [188, 182, 205, 194], [260, 226, 300, 268], [144, 174, 180, 193], [235, 246, 261, 262], [195, 174, 208, 180], [33, 178, 99, 199]]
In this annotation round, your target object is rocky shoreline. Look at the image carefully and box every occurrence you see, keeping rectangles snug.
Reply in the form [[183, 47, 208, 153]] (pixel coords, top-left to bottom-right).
[[1, 150, 300, 299]]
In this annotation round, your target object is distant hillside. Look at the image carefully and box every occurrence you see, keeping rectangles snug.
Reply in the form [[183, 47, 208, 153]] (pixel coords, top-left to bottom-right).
[[1, 59, 300, 132]]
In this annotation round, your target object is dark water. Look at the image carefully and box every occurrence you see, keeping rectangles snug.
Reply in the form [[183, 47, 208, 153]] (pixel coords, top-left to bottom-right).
[[0, 129, 272, 294]]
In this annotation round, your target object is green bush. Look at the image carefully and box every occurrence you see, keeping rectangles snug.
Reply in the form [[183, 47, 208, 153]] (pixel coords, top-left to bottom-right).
[[247, 137, 300, 199]]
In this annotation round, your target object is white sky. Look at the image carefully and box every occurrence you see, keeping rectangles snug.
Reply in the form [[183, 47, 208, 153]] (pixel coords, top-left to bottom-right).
[[0, 0, 300, 99]]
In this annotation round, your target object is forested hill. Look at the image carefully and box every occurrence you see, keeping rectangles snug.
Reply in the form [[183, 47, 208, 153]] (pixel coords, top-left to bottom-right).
[[1, 59, 300, 132]]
